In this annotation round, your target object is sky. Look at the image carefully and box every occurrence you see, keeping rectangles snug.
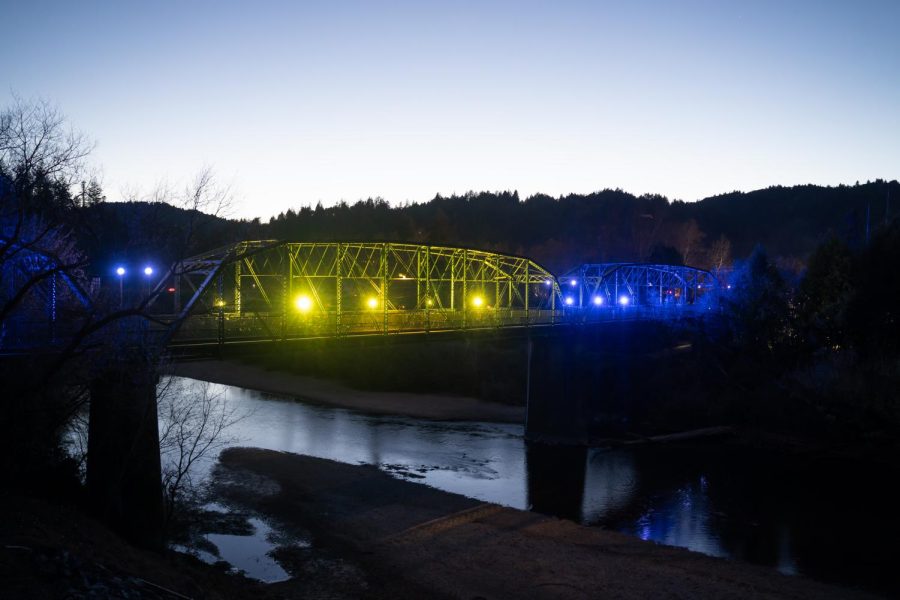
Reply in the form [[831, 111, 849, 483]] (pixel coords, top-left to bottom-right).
[[3, 0, 899, 220]]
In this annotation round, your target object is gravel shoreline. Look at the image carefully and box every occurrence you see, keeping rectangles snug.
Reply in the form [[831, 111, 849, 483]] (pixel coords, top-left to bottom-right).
[[211, 447, 878, 600]]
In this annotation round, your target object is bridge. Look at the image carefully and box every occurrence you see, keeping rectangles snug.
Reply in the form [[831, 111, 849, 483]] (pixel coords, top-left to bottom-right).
[[1, 239, 720, 352], [158, 241, 718, 348], [0, 237, 721, 547]]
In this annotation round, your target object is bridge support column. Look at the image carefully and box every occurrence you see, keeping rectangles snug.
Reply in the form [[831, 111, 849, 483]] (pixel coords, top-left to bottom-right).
[[525, 329, 591, 445], [87, 356, 164, 550], [525, 321, 677, 444]]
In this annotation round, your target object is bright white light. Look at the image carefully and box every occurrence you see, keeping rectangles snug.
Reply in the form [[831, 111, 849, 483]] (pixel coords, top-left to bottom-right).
[[569, 279, 578, 286], [143, 266, 153, 276], [619, 295, 630, 306], [544, 280, 552, 286], [295, 295, 312, 312], [115, 266, 125, 276], [564, 296, 574, 306], [592, 296, 603, 306]]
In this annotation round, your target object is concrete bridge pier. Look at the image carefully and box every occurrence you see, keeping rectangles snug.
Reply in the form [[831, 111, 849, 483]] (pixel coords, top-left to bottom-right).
[[525, 327, 594, 445], [87, 356, 164, 550], [525, 323, 655, 444]]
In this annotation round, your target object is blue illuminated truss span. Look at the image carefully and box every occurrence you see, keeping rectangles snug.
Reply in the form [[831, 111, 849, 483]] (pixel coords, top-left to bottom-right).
[[557, 263, 718, 309]]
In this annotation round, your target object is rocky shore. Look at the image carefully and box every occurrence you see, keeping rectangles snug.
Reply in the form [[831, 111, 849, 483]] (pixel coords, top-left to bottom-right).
[[208, 446, 878, 600]]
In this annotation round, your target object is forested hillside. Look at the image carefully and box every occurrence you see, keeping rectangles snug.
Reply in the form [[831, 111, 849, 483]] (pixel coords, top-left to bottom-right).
[[263, 180, 899, 273], [75, 180, 898, 275]]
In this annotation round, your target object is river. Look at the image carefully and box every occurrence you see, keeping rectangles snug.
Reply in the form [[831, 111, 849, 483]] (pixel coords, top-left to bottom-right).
[[168, 376, 897, 595]]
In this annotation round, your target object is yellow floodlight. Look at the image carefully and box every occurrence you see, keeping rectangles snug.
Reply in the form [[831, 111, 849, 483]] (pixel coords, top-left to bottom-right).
[[471, 295, 484, 308], [367, 296, 379, 309], [295, 295, 312, 312]]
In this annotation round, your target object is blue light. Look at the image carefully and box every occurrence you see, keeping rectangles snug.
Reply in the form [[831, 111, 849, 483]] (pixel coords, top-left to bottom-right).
[[115, 266, 126, 276], [143, 266, 154, 276], [544, 279, 552, 286], [564, 296, 574, 306], [592, 295, 603, 306], [569, 279, 578, 286], [619, 295, 630, 306]]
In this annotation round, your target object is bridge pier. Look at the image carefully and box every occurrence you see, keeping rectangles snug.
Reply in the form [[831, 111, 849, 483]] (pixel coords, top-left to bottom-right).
[[87, 356, 164, 550], [525, 328, 594, 444], [525, 321, 676, 444]]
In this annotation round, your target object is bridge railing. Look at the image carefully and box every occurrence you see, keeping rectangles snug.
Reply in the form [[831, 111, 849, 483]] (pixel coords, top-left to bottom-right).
[[166, 308, 567, 345], [165, 302, 719, 347]]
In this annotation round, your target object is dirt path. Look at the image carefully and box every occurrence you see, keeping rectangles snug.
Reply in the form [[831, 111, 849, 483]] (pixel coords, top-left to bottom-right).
[[212, 447, 877, 600], [173, 359, 524, 423]]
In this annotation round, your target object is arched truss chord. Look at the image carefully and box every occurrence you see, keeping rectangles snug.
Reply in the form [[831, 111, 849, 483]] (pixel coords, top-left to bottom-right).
[[160, 241, 563, 343], [557, 263, 718, 309]]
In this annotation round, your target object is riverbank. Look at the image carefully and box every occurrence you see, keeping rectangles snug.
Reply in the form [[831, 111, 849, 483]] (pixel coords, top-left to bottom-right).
[[211, 447, 877, 599], [173, 359, 524, 423], [0, 494, 270, 599]]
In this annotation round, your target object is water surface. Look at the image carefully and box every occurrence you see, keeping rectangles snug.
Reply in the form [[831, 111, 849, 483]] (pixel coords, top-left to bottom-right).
[[170, 377, 898, 594]]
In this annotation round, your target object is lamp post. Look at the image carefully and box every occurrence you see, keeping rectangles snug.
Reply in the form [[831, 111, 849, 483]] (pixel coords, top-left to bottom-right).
[[116, 266, 126, 307], [143, 266, 154, 298]]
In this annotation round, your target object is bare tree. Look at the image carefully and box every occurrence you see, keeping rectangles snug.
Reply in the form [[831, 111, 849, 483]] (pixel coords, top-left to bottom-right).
[[0, 94, 94, 199], [675, 219, 705, 266], [1, 96, 243, 547], [708, 234, 732, 274], [156, 377, 248, 522]]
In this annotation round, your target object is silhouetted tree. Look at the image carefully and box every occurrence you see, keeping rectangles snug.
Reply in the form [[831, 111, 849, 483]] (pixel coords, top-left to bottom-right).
[[796, 237, 853, 354], [846, 222, 900, 358], [724, 246, 793, 361]]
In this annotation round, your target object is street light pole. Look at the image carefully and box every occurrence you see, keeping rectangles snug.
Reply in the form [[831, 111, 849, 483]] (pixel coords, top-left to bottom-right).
[[143, 266, 154, 299], [116, 266, 126, 307]]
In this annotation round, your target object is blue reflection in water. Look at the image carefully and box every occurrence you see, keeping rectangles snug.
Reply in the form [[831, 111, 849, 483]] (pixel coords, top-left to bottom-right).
[[626, 481, 726, 558]]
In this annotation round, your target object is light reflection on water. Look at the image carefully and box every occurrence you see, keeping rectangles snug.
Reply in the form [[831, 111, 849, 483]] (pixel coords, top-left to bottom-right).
[[204, 516, 290, 583], [166, 376, 897, 594], [182, 378, 529, 509]]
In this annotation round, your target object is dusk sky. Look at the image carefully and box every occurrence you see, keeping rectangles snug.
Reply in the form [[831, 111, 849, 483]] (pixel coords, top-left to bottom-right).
[[3, 1, 899, 219]]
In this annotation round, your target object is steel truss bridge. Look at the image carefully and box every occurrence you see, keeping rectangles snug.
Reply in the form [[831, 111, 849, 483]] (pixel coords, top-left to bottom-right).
[[1, 239, 719, 352], [161, 241, 563, 346], [557, 263, 717, 309]]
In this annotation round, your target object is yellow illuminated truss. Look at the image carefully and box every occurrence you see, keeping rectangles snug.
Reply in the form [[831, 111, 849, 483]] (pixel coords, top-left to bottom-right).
[[166, 241, 562, 343]]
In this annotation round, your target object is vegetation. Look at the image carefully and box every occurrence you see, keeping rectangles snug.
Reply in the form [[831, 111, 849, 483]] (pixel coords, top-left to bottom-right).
[[1, 99, 239, 539], [708, 223, 900, 443]]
